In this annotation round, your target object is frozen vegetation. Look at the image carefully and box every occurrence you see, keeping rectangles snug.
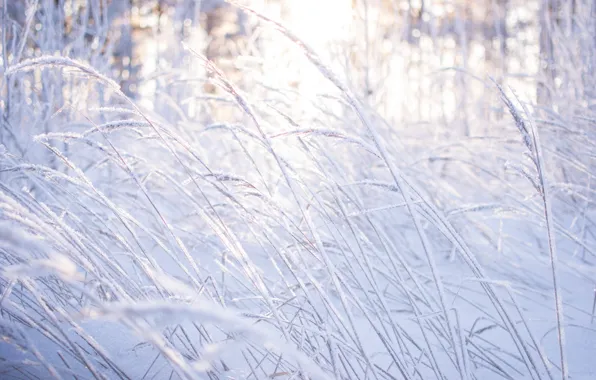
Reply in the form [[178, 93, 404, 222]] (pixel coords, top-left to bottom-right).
[[0, 0, 595, 379]]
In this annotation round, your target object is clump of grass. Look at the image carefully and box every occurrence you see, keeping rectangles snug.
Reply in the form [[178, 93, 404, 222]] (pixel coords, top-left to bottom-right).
[[1, 1, 595, 380]]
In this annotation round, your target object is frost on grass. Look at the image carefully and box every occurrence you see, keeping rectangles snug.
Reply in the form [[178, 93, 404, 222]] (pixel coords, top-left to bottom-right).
[[1, 1, 595, 379]]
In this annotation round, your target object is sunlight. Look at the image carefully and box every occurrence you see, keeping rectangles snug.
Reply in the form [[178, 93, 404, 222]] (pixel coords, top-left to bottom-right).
[[285, 0, 353, 47]]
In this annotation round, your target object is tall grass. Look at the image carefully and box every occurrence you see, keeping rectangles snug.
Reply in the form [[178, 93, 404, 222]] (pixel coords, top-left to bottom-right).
[[1, 0, 595, 379]]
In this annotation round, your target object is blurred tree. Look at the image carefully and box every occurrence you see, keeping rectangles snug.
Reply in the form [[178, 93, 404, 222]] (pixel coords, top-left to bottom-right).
[[199, 0, 251, 93], [538, 0, 560, 104]]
